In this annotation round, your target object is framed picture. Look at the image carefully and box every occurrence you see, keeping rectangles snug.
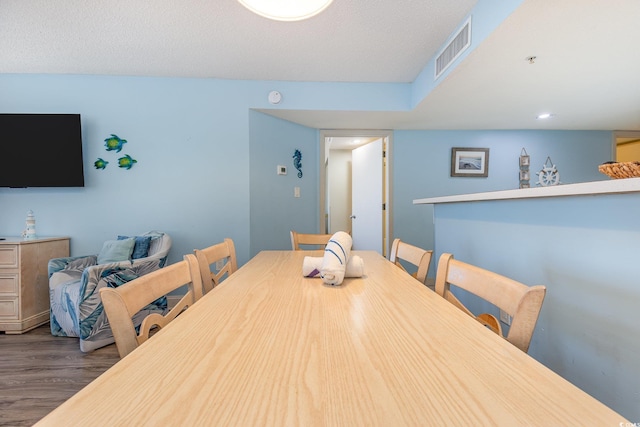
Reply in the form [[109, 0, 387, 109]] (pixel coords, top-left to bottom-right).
[[451, 147, 489, 177]]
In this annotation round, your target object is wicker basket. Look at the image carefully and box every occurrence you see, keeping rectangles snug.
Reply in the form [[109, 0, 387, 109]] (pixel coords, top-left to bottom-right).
[[598, 161, 640, 179]]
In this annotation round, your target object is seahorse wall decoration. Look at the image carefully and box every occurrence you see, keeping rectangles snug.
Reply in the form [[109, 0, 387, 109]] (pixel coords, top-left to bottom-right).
[[293, 149, 303, 178]]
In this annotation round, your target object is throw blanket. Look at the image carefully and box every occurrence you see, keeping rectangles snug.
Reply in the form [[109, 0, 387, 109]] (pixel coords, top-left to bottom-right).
[[320, 231, 352, 285], [303, 255, 364, 278]]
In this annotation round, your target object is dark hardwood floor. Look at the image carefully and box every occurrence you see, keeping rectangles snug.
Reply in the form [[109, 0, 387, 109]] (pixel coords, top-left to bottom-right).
[[0, 323, 120, 426]]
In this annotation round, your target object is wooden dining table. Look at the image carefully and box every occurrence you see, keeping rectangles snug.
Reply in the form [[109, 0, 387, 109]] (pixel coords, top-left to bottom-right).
[[36, 250, 627, 426]]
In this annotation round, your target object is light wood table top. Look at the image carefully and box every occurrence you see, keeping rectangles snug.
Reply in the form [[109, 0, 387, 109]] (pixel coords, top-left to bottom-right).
[[37, 250, 627, 426]]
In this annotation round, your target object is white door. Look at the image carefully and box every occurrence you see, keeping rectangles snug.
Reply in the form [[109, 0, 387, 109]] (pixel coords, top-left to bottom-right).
[[351, 138, 383, 252]]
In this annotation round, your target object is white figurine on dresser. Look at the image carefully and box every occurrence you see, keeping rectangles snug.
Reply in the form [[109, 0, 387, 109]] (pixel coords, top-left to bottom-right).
[[22, 209, 37, 240]]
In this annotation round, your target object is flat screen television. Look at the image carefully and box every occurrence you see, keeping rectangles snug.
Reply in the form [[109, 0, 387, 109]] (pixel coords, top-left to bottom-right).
[[0, 113, 85, 187]]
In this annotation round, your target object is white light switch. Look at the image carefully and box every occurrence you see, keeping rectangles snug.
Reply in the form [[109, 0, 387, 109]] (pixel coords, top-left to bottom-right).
[[294, 187, 300, 198], [277, 165, 287, 175]]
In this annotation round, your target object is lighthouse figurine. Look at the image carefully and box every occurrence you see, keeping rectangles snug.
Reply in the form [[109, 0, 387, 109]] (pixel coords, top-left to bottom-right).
[[23, 210, 37, 240]]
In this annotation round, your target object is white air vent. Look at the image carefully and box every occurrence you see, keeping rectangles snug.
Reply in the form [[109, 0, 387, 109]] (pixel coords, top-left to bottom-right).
[[435, 17, 471, 80]]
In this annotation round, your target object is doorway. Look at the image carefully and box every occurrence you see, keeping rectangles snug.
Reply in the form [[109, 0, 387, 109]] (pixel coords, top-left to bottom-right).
[[319, 130, 392, 256], [614, 131, 640, 161]]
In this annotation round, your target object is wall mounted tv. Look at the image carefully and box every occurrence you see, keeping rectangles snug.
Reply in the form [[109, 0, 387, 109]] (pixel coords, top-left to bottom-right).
[[0, 114, 85, 188]]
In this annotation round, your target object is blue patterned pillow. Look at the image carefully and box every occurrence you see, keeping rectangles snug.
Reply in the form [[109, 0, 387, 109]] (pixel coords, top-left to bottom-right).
[[117, 235, 152, 259], [98, 238, 135, 264]]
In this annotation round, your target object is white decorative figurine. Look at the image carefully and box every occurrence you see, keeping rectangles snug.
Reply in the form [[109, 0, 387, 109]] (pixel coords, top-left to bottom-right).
[[536, 157, 561, 186], [519, 147, 530, 188], [23, 210, 37, 240]]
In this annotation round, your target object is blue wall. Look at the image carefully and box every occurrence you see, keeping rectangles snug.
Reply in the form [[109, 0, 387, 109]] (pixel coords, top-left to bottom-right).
[[392, 129, 612, 277], [0, 74, 614, 266], [431, 193, 640, 421], [249, 111, 319, 254], [0, 74, 404, 264], [0, 0, 536, 264], [0, 75, 290, 265]]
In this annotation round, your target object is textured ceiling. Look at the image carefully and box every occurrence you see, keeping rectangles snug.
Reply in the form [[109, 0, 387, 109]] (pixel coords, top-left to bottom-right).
[[1, 0, 639, 132], [0, 0, 475, 82]]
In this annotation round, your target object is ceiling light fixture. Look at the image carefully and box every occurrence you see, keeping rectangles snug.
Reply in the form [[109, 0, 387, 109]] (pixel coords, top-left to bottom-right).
[[238, 0, 333, 21], [537, 113, 553, 120]]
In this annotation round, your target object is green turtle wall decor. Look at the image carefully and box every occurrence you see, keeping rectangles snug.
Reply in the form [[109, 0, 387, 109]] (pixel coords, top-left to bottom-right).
[[94, 133, 137, 170], [118, 154, 137, 169], [104, 134, 127, 152], [94, 158, 109, 170]]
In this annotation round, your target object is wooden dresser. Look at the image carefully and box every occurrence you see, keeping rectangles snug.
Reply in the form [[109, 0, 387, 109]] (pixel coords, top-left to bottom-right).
[[0, 237, 70, 334]]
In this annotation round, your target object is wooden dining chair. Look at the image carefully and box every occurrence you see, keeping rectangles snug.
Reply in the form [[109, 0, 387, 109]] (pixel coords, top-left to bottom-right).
[[100, 254, 204, 358], [389, 238, 433, 287], [290, 230, 333, 250], [193, 238, 238, 294], [434, 253, 546, 353]]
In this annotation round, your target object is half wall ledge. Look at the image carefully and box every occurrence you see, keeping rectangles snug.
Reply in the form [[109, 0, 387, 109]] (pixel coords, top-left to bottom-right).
[[413, 177, 640, 205]]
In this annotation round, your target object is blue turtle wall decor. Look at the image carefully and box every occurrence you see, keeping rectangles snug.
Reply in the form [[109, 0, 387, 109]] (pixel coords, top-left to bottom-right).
[[118, 154, 137, 170], [104, 134, 127, 152], [94, 158, 109, 170]]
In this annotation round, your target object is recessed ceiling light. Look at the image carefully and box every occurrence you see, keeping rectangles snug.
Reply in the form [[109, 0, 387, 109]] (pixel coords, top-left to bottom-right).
[[537, 113, 553, 120], [238, 0, 333, 21]]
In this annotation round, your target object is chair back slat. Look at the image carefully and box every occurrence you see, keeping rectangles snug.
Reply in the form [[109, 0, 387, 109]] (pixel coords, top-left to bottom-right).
[[290, 230, 333, 250], [194, 238, 238, 294], [389, 238, 433, 286], [100, 254, 203, 358], [434, 253, 546, 353]]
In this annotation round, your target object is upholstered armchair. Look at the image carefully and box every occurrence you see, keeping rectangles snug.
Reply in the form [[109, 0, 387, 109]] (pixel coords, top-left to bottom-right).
[[48, 231, 172, 352]]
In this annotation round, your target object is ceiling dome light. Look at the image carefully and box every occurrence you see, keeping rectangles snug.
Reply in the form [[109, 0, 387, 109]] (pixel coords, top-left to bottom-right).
[[537, 113, 552, 119], [238, 0, 333, 21]]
